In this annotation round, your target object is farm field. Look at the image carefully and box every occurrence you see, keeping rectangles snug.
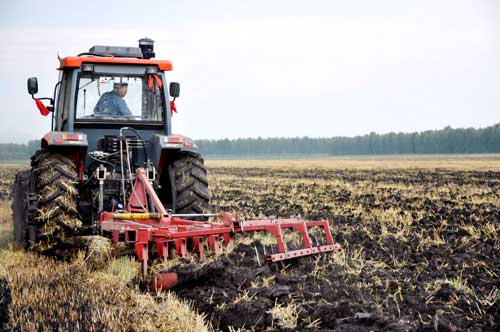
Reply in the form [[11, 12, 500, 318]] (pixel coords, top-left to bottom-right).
[[0, 156, 499, 331]]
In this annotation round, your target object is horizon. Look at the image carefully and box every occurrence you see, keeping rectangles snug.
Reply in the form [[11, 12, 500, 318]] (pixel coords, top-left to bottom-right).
[[1, 121, 497, 145]]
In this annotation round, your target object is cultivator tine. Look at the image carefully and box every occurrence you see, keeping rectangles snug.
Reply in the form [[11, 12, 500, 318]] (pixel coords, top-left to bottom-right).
[[193, 237, 205, 262], [208, 235, 220, 256], [155, 241, 169, 260], [310, 235, 318, 247], [223, 233, 234, 251], [175, 239, 187, 257], [254, 245, 262, 266]]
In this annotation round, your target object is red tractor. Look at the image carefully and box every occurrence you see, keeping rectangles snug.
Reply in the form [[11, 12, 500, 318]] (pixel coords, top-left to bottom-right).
[[12, 38, 340, 289]]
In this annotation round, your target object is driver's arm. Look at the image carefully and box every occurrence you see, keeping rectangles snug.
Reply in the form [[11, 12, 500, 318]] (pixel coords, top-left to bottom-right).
[[117, 99, 132, 117]]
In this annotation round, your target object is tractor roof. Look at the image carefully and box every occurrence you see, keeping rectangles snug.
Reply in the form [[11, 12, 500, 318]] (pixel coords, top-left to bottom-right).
[[59, 56, 173, 71]]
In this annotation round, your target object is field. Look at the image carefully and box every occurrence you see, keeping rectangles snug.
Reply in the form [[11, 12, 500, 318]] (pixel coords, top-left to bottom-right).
[[0, 156, 499, 331]]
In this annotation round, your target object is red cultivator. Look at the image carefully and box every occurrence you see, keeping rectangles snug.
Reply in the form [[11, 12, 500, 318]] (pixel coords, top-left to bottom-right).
[[99, 168, 342, 290]]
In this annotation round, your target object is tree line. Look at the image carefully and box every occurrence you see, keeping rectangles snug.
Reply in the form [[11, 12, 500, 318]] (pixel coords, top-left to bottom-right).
[[0, 140, 40, 161], [0, 123, 498, 161], [196, 123, 500, 156]]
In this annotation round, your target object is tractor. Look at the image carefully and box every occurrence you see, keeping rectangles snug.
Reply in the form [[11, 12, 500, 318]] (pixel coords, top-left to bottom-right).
[[12, 38, 340, 289]]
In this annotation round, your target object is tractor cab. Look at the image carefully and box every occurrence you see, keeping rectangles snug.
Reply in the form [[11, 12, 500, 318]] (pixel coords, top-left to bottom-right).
[[24, 38, 205, 228], [29, 38, 182, 150], [29, 38, 178, 130], [26, 38, 196, 176]]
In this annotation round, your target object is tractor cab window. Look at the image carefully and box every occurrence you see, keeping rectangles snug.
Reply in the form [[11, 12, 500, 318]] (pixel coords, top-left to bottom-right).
[[75, 74, 164, 122]]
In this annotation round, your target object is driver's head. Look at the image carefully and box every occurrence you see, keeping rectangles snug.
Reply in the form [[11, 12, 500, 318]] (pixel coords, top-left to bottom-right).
[[114, 83, 128, 97]]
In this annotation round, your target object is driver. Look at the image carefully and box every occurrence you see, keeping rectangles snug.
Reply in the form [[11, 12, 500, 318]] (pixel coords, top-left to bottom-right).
[[94, 82, 132, 117]]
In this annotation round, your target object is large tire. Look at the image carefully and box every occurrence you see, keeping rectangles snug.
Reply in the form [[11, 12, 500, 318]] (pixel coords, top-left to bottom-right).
[[31, 150, 81, 250], [173, 153, 210, 220], [11, 169, 31, 247]]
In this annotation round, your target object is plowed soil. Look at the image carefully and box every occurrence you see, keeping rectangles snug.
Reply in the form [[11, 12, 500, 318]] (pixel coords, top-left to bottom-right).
[[171, 166, 499, 332], [1, 160, 499, 332]]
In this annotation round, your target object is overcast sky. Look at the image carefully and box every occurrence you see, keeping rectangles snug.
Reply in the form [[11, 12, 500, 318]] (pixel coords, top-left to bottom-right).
[[0, 0, 499, 143]]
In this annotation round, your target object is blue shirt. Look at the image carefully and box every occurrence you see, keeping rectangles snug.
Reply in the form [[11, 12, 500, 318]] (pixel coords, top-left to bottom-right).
[[94, 91, 132, 116]]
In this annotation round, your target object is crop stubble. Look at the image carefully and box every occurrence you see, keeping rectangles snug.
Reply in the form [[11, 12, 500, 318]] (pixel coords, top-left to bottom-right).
[[0, 157, 499, 332], [173, 158, 499, 331]]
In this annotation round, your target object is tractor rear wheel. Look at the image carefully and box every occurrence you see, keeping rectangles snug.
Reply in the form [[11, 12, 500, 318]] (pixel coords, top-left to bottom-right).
[[173, 153, 210, 220], [30, 150, 81, 250], [11, 169, 31, 247]]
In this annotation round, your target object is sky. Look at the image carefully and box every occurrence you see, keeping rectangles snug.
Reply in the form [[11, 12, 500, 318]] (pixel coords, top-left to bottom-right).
[[0, 0, 499, 143]]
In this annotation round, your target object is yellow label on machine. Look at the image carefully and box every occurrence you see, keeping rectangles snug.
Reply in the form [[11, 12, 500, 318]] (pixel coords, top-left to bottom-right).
[[112, 213, 161, 220]]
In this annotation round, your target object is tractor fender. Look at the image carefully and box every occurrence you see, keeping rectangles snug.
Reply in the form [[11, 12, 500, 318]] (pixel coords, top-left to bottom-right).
[[151, 134, 200, 175], [41, 131, 88, 179], [42, 131, 89, 148]]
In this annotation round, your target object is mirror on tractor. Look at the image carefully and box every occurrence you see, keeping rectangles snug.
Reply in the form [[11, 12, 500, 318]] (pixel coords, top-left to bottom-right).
[[169, 82, 180, 98], [27, 77, 38, 95]]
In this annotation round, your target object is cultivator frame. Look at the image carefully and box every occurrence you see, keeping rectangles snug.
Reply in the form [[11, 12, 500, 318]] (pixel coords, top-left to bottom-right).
[[99, 168, 341, 289]]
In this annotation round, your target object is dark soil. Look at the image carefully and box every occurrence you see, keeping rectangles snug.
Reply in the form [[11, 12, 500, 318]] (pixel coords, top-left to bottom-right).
[[171, 167, 500, 332], [172, 242, 412, 332], [2, 164, 498, 331], [0, 277, 10, 332]]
